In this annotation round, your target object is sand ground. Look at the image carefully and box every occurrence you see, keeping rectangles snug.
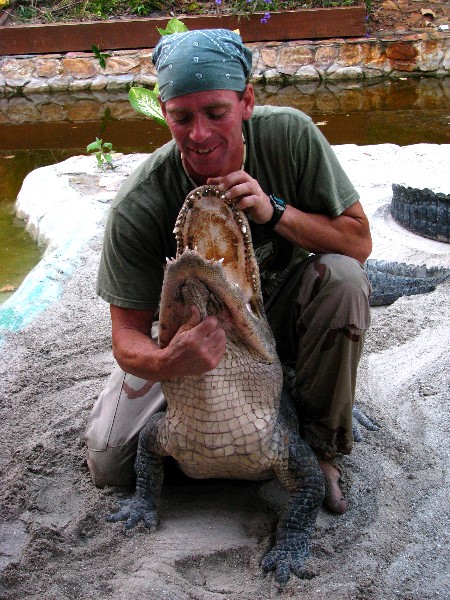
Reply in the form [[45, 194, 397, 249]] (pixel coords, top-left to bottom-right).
[[0, 144, 449, 599]]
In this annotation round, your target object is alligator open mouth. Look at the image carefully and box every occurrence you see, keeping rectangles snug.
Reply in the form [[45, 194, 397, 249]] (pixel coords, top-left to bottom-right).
[[172, 185, 261, 308], [159, 185, 274, 361]]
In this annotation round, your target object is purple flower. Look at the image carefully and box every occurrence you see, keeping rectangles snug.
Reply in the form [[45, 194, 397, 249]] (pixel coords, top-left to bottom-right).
[[215, 0, 222, 4]]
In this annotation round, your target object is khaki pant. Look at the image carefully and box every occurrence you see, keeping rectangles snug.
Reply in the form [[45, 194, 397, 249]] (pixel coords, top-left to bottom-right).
[[85, 254, 371, 487]]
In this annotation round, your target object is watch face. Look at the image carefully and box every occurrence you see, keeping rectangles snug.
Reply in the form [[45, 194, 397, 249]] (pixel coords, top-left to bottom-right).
[[271, 195, 286, 211]]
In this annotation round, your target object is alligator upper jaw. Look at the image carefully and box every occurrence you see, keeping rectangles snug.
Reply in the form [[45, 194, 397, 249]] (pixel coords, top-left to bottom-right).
[[172, 185, 261, 309]]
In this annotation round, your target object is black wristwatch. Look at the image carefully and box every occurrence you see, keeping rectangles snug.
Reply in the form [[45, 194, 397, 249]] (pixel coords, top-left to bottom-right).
[[265, 194, 287, 229]]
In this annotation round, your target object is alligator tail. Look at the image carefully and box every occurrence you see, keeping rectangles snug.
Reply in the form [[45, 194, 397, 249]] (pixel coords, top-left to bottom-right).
[[391, 184, 450, 243], [365, 259, 450, 306]]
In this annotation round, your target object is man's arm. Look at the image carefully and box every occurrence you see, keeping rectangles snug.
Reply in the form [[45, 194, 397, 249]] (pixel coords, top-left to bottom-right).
[[275, 200, 372, 265], [208, 172, 372, 265], [110, 304, 227, 381]]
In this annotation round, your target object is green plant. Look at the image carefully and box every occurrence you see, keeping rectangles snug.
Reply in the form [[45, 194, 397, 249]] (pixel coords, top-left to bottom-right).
[[214, 0, 301, 20], [155, 15, 189, 36], [85, 0, 118, 17], [91, 44, 111, 69], [127, 17, 189, 126], [86, 137, 115, 169], [15, 1, 39, 20], [83, 0, 167, 19], [127, 0, 165, 16], [129, 84, 168, 127], [99, 107, 117, 133]]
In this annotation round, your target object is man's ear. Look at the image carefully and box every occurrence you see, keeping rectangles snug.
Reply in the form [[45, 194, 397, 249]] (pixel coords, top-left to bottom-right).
[[242, 84, 255, 121]]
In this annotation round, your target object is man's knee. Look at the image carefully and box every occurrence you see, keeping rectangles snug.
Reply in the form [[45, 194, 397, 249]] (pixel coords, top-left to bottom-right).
[[84, 361, 166, 488], [86, 444, 137, 488], [298, 254, 371, 330], [318, 254, 369, 292]]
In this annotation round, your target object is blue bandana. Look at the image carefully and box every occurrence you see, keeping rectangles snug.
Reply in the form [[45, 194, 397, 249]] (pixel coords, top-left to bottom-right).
[[152, 29, 253, 102]]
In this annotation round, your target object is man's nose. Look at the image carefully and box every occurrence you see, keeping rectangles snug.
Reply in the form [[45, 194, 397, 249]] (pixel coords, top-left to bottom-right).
[[189, 115, 210, 142]]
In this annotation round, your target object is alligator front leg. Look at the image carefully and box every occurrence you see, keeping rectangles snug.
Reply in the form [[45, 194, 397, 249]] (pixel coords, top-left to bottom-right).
[[107, 412, 167, 531], [261, 430, 325, 585]]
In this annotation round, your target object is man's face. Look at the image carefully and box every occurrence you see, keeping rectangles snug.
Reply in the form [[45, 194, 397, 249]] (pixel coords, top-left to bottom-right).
[[160, 85, 254, 184]]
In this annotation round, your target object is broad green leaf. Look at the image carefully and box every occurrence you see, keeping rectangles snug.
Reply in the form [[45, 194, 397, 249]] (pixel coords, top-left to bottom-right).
[[156, 17, 189, 37], [86, 138, 102, 152], [128, 87, 167, 127]]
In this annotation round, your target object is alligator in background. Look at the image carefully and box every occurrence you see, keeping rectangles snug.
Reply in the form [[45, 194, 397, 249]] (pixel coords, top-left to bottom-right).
[[107, 185, 448, 585], [367, 183, 450, 306], [391, 183, 450, 243], [365, 259, 449, 306]]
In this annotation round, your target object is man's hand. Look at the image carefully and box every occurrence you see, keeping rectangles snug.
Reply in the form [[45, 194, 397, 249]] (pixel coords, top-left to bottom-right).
[[208, 171, 273, 225], [110, 304, 226, 382], [160, 305, 227, 379]]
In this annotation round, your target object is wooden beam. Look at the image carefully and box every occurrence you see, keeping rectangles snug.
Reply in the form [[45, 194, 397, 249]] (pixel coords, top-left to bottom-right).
[[0, 7, 367, 56]]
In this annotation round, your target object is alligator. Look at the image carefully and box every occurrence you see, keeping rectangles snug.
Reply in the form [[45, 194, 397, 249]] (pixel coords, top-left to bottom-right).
[[391, 183, 450, 243], [107, 185, 448, 584], [365, 182, 450, 305], [365, 259, 450, 306], [108, 185, 325, 584]]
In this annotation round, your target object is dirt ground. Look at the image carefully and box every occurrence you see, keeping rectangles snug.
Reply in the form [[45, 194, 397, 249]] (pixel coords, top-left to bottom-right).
[[368, 0, 448, 34], [0, 145, 449, 599]]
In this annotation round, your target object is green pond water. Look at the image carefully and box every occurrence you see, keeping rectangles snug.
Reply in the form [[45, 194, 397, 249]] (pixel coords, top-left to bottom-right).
[[1, 77, 449, 304]]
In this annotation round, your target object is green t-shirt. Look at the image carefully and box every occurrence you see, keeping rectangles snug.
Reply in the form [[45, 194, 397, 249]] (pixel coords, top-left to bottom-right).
[[96, 105, 359, 310]]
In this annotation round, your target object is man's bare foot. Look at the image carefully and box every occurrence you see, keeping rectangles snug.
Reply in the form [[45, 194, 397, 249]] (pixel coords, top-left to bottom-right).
[[314, 452, 347, 514]]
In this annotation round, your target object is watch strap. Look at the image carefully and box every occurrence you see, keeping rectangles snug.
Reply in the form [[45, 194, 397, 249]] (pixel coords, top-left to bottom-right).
[[266, 194, 286, 229]]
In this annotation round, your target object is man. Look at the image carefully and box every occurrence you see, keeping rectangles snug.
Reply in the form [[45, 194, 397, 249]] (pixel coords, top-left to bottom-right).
[[85, 29, 372, 514]]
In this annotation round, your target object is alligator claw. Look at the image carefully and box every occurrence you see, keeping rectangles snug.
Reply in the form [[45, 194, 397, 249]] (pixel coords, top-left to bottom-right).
[[107, 496, 159, 532], [261, 545, 310, 585], [352, 406, 380, 442]]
